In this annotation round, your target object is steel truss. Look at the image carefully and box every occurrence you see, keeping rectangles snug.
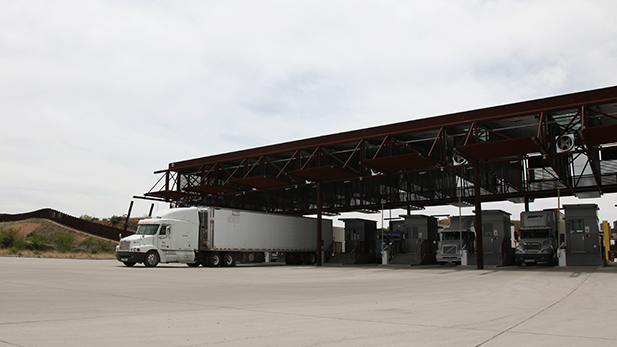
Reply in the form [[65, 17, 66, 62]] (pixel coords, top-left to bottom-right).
[[141, 86, 617, 215]]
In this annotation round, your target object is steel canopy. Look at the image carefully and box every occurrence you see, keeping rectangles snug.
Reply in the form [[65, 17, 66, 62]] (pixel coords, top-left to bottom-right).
[[141, 85, 617, 216]]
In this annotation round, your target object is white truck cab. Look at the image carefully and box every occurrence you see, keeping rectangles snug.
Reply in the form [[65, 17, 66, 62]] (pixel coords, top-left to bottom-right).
[[116, 208, 199, 267]]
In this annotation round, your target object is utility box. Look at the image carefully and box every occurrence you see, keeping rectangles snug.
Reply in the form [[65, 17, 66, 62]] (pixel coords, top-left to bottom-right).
[[328, 219, 377, 264], [472, 210, 514, 266], [396, 215, 438, 265], [564, 204, 602, 266]]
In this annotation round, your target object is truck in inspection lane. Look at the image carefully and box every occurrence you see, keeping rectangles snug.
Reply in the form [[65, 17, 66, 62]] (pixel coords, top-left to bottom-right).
[[116, 206, 332, 267]]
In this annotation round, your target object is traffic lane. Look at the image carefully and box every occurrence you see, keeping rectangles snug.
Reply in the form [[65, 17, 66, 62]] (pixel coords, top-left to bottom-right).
[[1, 257, 616, 347]]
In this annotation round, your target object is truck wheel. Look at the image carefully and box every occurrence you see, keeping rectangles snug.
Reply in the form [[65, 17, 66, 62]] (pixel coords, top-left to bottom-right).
[[222, 253, 236, 267], [208, 252, 221, 267], [302, 253, 316, 265], [123, 261, 136, 267], [144, 251, 159, 267], [198, 253, 209, 267], [284, 253, 294, 265]]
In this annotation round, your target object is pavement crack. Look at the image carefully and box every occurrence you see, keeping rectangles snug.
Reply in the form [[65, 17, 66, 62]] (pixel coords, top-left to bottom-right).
[[475, 268, 595, 346]]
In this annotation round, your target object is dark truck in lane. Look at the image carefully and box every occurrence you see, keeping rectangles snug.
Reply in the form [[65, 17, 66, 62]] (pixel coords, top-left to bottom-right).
[[515, 209, 564, 266]]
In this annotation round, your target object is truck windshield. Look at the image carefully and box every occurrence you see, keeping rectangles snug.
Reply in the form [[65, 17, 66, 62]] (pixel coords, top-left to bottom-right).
[[521, 229, 550, 239], [442, 231, 470, 240], [135, 224, 160, 235]]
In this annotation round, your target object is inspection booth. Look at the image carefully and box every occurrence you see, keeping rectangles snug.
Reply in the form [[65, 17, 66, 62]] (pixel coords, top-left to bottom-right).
[[564, 204, 603, 266], [327, 219, 377, 264], [466, 210, 514, 266], [388, 215, 439, 265]]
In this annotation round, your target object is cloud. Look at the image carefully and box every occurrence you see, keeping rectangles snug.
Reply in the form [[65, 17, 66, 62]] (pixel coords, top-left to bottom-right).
[[1, 0, 616, 221]]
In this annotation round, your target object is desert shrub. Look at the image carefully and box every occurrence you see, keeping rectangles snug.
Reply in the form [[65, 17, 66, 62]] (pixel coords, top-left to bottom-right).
[[97, 239, 115, 252], [7, 246, 22, 256], [54, 232, 75, 251], [79, 236, 98, 252], [80, 214, 99, 222], [28, 231, 48, 251], [0, 228, 19, 248], [109, 215, 125, 227]]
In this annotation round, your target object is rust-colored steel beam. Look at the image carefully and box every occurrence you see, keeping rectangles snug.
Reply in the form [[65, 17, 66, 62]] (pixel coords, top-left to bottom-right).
[[164, 86, 617, 172]]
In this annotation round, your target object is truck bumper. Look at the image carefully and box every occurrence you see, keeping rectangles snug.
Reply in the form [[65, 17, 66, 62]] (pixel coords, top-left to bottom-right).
[[436, 255, 461, 263], [116, 251, 147, 264], [515, 254, 553, 264]]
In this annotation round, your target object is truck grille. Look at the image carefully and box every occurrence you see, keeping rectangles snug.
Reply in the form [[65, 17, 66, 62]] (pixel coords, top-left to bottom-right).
[[119, 240, 130, 251], [442, 245, 457, 254], [523, 243, 541, 251]]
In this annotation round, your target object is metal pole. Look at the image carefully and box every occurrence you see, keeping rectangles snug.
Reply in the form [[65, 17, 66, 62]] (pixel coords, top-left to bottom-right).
[[459, 176, 462, 255], [382, 200, 385, 263], [317, 183, 323, 266], [124, 201, 134, 232], [474, 166, 484, 269]]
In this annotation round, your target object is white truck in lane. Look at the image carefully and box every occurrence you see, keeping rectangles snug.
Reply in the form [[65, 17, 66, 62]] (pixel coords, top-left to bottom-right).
[[436, 216, 475, 264], [116, 206, 332, 267]]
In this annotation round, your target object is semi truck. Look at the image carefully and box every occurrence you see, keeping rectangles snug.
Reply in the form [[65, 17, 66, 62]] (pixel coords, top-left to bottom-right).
[[116, 206, 333, 267], [436, 216, 475, 264], [515, 209, 564, 266]]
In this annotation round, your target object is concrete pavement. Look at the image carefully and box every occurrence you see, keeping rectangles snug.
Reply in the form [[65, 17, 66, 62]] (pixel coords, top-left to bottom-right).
[[1, 257, 616, 346]]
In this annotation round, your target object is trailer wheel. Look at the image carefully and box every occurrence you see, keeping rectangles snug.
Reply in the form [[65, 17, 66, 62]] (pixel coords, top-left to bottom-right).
[[284, 253, 294, 265], [285, 253, 303, 265], [302, 253, 316, 265], [208, 252, 221, 267], [123, 261, 136, 267], [144, 251, 159, 267], [222, 253, 236, 267]]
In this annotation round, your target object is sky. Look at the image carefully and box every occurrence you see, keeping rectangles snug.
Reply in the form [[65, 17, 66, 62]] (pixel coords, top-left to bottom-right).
[[2, 0, 617, 226]]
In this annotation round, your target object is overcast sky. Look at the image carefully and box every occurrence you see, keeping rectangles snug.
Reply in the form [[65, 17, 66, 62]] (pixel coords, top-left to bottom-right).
[[2, 0, 617, 225]]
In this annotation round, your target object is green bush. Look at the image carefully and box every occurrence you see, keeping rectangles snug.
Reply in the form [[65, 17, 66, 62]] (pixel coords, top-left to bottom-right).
[[7, 246, 22, 256], [109, 215, 125, 227], [97, 239, 115, 252], [79, 236, 98, 252], [0, 228, 19, 248], [28, 231, 48, 251], [54, 232, 75, 251]]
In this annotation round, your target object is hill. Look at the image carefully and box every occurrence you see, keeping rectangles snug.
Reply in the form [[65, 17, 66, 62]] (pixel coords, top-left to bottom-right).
[[0, 218, 118, 259]]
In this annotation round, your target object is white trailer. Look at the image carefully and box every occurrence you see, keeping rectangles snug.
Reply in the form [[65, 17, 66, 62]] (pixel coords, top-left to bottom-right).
[[116, 207, 333, 267]]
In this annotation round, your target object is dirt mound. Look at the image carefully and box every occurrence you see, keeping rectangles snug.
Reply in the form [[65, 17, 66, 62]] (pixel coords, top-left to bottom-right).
[[0, 218, 119, 244], [9, 222, 40, 237]]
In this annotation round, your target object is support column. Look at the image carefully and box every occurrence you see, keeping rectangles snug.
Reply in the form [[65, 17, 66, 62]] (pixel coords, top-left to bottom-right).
[[474, 166, 484, 269], [124, 201, 134, 232], [317, 183, 323, 266]]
